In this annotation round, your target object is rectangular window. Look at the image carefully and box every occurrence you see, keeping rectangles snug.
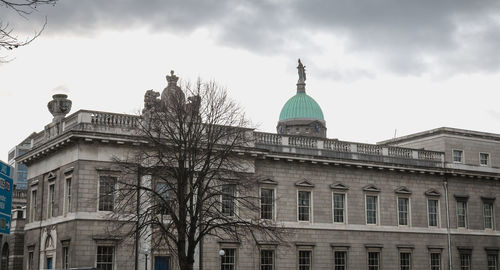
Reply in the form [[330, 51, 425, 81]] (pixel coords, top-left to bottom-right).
[[334, 251, 347, 270], [221, 248, 236, 270], [428, 199, 439, 227], [488, 254, 498, 270], [260, 188, 274, 220], [30, 190, 37, 222], [480, 152, 490, 166], [457, 200, 467, 228], [430, 253, 440, 270], [368, 252, 380, 270], [98, 176, 116, 211], [484, 202, 494, 229], [453, 150, 463, 163], [298, 191, 311, 221], [298, 250, 311, 270], [260, 250, 274, 270], [333, 193, 345, 223], [48, 184, 55, 218], [460, 253, 471, 270], [63, 246, 69, 269], [65, 177, 72, 213], [28, 251, 34, 270], [96, 246, 114, 270], [366, 195, 378, 225], [400, 252, 411, 270], [156, 182, 171, 215], [221, 185, 236, 216], [398, 197, 409, 226]]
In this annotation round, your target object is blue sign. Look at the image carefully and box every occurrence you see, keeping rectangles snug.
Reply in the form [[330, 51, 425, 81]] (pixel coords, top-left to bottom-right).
[[0, 161, 13, 235]]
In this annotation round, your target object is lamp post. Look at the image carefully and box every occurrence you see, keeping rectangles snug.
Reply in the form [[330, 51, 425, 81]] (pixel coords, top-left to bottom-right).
[[144, 248, 150, 270]]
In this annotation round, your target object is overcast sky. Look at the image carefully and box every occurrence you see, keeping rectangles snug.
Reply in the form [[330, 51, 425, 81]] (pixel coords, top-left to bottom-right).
[[1, 0, 500, 161]]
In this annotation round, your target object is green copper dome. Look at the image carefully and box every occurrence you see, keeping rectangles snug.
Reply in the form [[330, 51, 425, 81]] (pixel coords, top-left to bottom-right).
[[279, 92, 324, 121]]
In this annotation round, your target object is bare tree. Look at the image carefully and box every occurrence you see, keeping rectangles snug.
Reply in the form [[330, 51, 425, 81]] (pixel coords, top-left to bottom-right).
[[1, 0, 57, 61], [112, 72, 282, 270]]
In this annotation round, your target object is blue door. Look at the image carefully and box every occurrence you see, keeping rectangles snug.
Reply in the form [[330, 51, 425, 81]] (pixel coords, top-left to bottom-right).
[[154, 256, 169, 270], [46, 257, 53, 269]]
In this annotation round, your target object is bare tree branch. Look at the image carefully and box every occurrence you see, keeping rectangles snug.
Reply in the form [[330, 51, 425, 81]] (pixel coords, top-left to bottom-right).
[[110, 75, 285, 270], [0, 0, 57, 61]]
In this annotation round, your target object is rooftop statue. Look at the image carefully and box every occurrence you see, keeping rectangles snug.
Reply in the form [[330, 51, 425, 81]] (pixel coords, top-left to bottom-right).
[[297, 59, 306, 83]]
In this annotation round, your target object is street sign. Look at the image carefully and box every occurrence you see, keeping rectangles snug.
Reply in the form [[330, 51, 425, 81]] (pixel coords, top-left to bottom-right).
[[0, 161, 13, 235]]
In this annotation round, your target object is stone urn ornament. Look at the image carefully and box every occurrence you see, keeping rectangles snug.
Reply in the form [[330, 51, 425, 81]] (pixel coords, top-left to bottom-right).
[[47, 94, 72, 122]]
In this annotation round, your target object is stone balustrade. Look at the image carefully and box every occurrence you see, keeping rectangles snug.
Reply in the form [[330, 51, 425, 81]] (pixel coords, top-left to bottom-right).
[[254, 132, 445, 165]]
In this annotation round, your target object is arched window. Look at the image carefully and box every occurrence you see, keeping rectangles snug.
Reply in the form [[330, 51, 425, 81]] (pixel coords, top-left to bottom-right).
[[1, 243, 9, 270]]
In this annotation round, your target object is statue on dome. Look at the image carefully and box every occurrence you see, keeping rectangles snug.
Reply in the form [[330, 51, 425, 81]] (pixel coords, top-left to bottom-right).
[[297, 59, 306, 83]]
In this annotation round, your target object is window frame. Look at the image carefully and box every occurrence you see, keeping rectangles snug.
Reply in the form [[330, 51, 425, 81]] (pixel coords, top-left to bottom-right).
[[456, 199, 468, 229], [97, 175, 117, 212], [452, 149, 464, 164], [62, 245, 70, 269], [427, 198, 440, 228], [221, 184, 237, 217], [333, 249, 348, 270], [260, 187, 276, 221], [297, 190, 313, 222], [48, 183, 55, 218], [95, 245, 115, 270], [260, 249, 275, 270], [397, 196, 411, 226], [487, 253, 498, 270], [459, 251, 471, 270], [480, 152, 490, 167], [333, 192, 347, 224], [64, 176, 72, 214], [365, 194, 379, 225], [399, 251, 412, 270], [429, 252, 441, 270], [297, 249, 312, 270], [367, 251, 380, 270], [220, 247, 237, 270], [30, 189, 37, 222], [483, 201, 495, 230]]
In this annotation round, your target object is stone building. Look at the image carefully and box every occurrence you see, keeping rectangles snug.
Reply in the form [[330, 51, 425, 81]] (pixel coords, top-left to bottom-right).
[[16, 62, 499, 270]]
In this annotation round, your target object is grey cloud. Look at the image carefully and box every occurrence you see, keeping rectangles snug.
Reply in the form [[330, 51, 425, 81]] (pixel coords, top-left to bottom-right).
[[4, 0, 500, 76]]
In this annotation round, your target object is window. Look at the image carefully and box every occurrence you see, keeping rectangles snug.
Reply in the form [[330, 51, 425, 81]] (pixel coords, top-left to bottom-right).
[[221, 185, 235, 216], [488, 254, 498, 270], [298, 250, 311, 270], [460, 253, 471, 270], [96, 246, 114, 270], [65, 177, 72, 213], [366, 195, 378, 225], [453, 150, 463, 163], [333, 193, 345, 223], [98, 176, 116, 211], [30, 190, 37, 222], [428, 199, 439, 227], [484, 202, 494, 229], [400, 252, 411, 270], [63, 246, 69, 269], [28, 251, 34, 270], [260, 188, 274, 220], [457, 200, 468, 228], [156, 182, 171, 215], [368, 252, 380, 270], [221, 248, 236, 270], [480, 153, 490, 166], [430, 253, 440, 270], [398, 197, 409, 226], [334, 251, 347, 270], [260, 250, 274, 270], [298, 191, 311, 221], [48, 184, 55, 218]]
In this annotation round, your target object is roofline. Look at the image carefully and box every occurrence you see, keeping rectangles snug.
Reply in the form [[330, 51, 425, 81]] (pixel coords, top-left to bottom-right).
[[378, 127, 500, 145]]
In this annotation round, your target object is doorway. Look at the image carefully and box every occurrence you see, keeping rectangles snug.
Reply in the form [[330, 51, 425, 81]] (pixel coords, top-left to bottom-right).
[[154, 256, 169, 270]]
